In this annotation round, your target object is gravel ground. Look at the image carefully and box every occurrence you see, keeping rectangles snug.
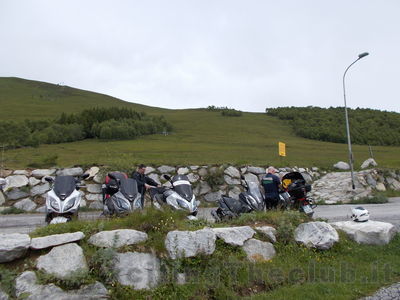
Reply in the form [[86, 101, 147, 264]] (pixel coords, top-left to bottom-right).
[[361, 283, 400, 300]]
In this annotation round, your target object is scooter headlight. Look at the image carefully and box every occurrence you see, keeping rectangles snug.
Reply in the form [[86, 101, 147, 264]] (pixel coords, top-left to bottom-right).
[[49, 196, 59, 210], [177, 198, 190, 210], [63, 197, 77, 211]]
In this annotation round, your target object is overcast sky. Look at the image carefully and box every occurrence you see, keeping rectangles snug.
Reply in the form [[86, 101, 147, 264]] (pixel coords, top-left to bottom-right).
[[1, 0, 399, 112]]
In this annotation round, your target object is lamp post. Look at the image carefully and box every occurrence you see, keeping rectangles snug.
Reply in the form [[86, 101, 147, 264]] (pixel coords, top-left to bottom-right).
[[343, 52, 369, 189]]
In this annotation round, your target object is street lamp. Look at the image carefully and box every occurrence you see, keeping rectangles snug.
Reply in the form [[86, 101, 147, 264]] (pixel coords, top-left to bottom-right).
[[342, 52, 369, 189]]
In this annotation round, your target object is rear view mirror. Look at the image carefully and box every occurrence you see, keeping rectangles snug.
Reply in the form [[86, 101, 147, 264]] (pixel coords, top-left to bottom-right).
[[81, 173, 90, 180], [240, 175, 245, 180], [162, 174, 171, 181], [44, 177, 54, 183], [108, 173, 116, 180]]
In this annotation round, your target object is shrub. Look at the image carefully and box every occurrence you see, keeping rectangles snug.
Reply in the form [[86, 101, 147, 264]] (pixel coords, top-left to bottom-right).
[[221, 109, 242, 117]]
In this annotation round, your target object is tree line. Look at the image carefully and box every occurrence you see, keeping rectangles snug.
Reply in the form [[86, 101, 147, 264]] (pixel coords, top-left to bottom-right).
[[266, 106, 400, 146], [0, 107, 172, 148]]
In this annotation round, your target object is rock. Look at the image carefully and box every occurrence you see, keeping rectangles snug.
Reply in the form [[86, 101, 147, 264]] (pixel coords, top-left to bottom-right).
[[114, 252, 160, 290], [294, 222, 339, 250], [361, 282, 400, 300], [31, 169, 56, 178], [15, 271, 63, 298], [0, 233, 31, 263], [0, 191, 5, 206], [15, 271, 108, 299], [298, 168, 306, 173], [14, 198, 37, 211], [89, 201, 104, 210], [88, 229, 148, 248], [4, 175, 28, 190], [157, 165, 175, 173], [5, 188, 29, 200], [312, 167, 319, 171], [93, 173, 104, 184], [198, 168, 208, 177], [224, 175, 241, 185], [301, 172, 313, 184], [187, 173, 200, 183], [29, 177, 41, 186], [165, 228, 216, 259], [36, 206, 47, 213], [366, 173, 377, 187], [177, 167, 189, 175], [212, 226, 255, 246], [224, 166, 240, 178], [36, 243, 88, 279], [243, 173, 259, 183], [242, 239, 276, 262], [193, 181, 211, 196], [330, 220, 396, 245], [86, 184, 102, 194], [176, 273, 186, 285], [375, 182, 386, 191], [80, 199, 87, 207], [255, 226, 277, 243], [13, 170, 30, 176], [144, 166, 155, 174], [30, 183, 50, 196], [247, 166, 265, 175], [0, 289, 8, 300], [86, 193, 103, 202], [31, 232, 85, 250], [228, 186, 242, 199], [0, 170, 12, 177], [386, 177, 400, 190], [56, 167, 84, 177], [361, 158, 378, 169], [147, 173, 161, 185], [85, 166, 100, 179], [204, 191, 223, 202], [190, 165, 199, 170], [333, 161, 350, 170]]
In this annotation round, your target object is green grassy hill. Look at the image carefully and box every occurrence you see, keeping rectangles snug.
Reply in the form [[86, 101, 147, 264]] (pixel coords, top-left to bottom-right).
[[1, 77, 399, 169]]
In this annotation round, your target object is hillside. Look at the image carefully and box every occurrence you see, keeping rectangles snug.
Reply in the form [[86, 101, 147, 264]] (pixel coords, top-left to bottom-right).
[[1, 77, 400, 169]]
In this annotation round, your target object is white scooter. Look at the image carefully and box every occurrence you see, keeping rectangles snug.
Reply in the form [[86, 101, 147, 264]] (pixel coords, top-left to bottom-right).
[[44, 174, 89, 224]]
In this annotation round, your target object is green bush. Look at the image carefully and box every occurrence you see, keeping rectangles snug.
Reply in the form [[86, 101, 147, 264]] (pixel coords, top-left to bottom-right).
[[221, 109, 242, 117]]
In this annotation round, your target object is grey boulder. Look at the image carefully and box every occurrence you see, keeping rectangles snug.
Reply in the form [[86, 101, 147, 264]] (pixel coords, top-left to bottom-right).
[[255, 226, 277, 243], [361, 158, 378, 169], [294, 222, 339, 250], [165, 228, 216, 259], [212, 226, 255, 246], [333, 161, 350, 170], [13, 198, 37, 212], [0, 233, 31, 263], [224, 166, 240, 178], [30, 183, 50, 196], [330, 220, 396, 245], [4, 175, 28, 190], [114, 252, 160, 290], [36, 243, 88, 279], [5, 188, 29, 200], [88, 229, 148, 248], [242, 239, 276, 262], [31, 169, 56, 178], [203, 191, 222, 202], [86, 184, 102, 194], [30, 232, 85, 250], [0, 289, 8, 300], [247, 166, 266, 175], [56, 167, 84, 177]]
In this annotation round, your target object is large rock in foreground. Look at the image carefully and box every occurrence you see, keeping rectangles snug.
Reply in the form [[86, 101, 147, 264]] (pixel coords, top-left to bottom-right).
[[0, 233, 31, 263], [15, 271, 108, 299], [88, 229, 148, 248], [165, 229, 216, 259], [114, 252, 160, 290], [330, 220, 396, 245], [212, 226, 255, 246], [242, 239, 276, 262], [36, 243, 88, 279], [30, 232, 85, 250], [294, 222, 339, 250], [255, 226, 277, 243]]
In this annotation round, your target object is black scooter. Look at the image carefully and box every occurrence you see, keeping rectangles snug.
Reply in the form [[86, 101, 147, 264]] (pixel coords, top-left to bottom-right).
[[211, 177, 265, 222], [103, 173, 142, 216]]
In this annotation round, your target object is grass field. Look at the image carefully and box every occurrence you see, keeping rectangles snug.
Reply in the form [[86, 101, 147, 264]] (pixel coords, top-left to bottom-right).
[[2, 77, 400, 169]]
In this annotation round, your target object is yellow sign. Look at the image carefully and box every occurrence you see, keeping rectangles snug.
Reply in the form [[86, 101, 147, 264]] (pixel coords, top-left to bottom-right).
[[279, 142, 286, 157]]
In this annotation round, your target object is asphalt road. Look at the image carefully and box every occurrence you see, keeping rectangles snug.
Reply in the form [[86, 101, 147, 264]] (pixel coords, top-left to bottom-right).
[[1, 198, 399, 234]]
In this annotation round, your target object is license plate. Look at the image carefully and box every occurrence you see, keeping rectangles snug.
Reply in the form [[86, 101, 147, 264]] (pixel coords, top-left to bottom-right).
[[302, 205, 313, 214]]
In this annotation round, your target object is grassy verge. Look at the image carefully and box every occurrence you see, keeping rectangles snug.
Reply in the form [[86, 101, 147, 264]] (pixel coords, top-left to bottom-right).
[[0, 209, 397, 299]]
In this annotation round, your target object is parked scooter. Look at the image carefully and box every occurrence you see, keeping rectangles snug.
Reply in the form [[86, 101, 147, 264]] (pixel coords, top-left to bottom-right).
[[211, 177, 265, 222], [44, 174, 89, 224], [281, 172, 316, 217], [150, 174, 199, 219], [102, 172, 142, 216]]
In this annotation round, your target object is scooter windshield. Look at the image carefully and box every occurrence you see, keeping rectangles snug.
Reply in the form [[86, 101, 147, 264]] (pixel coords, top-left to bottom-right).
[[54, 176, 76, 200], [171, 175, 193, 201], [247, 181, 263, 202], [119, 178, 139, 201]]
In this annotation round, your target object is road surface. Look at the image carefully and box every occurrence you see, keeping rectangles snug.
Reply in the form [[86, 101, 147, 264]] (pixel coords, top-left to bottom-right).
[[1, 198, 399, 234]]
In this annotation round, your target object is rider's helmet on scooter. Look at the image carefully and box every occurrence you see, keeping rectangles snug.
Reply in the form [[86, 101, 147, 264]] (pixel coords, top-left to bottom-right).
[[351, 206, 369, 222]]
